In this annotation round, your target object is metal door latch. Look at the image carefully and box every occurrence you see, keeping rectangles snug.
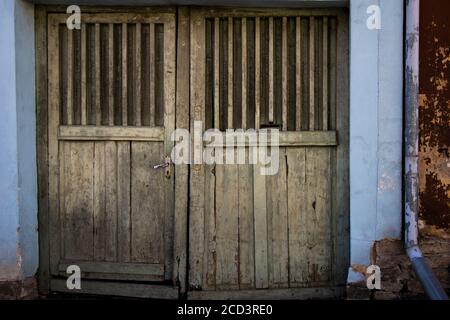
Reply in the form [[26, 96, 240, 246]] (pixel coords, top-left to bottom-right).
[[153, 156, 171, 178]]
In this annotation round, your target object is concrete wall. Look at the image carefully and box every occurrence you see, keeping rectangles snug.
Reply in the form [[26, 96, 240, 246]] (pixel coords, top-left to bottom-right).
[[0, 0, 37, 282], [348, 0, 404, 279]]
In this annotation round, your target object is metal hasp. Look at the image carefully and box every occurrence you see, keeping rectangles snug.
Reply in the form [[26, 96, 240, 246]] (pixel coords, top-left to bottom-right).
[[153, 156, 171, 179], [404, 0, 448, 300]]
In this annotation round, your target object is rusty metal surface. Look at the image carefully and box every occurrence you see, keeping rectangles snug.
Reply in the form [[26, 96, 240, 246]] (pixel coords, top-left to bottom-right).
[[419, 0, 450, 238]]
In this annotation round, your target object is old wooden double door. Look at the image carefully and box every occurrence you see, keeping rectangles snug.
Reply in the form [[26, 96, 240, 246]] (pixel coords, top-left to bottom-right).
[[41, 6, 348, 299]]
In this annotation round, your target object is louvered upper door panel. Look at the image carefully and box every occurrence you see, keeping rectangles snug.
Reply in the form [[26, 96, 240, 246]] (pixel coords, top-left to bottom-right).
[[196, 9, 340, 132], [47, 12, 177, 283], [49, 13, 173, 128], [189, 8, 349, 295]]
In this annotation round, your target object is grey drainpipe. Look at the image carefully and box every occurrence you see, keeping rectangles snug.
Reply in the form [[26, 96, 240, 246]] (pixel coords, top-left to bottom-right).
[[404, 0, 448, 300]]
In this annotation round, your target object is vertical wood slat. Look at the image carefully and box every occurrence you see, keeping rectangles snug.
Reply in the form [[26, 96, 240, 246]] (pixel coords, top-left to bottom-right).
[[282, 17, 288, 131], [48, 17, 61, 274], [149, 23, 156, 127], [255, 17, 261, 129], [242, 17, 247, 129], [163, 18, 177, 280], [108, 24, 114, 126], [287, 147, 306, 284], [36, 7, 50, 291], [67, 30, 73, 125], [117, 142, 131, 262], [214, 18, 220, 129], [189, 13, 206, 288], [81, 25, 87, 125], [95, 24, 101, 125], [238, 150, 255, 289], [295, 17, 301, 131], [254, 163, 268, 288], [329, 18, 337, 130], [93, 142, 106, 261], [268, 17, 274, 123], [227, 17, 233, 129], [334, 11, 350, 285], [122, 23, 128, 126], [105, 142, 118, 261], [59, 143, 66, 261], [309, 17, 315, 131], [322, 17, 329, 130], [173, 7, 190, 293], [135, 23, 142, 126], [267, 149, 289, 287]]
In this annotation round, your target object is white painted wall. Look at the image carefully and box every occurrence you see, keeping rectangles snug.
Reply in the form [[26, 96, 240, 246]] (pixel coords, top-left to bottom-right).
[[349, 0, 403, 277], [0, 0, 37, 281]]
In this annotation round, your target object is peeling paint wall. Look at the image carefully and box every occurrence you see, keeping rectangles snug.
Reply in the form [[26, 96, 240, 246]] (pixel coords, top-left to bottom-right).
[[419, 0, 450, 238]]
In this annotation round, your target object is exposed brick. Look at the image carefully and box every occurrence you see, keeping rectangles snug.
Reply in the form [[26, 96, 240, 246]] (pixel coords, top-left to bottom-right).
[[373, 239, 404, 257], [350, 238, 450, 300], [0, 277, 37, 300]]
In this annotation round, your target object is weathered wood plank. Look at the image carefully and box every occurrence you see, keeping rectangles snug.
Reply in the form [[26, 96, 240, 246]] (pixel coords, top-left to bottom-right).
[[117, 141, 131, 263], [228, 17, 233, 129], [282, 17, 288, 131], [67, 30, 73, 125], [63, 142, 94, 261], [163, 17, 177, 281], [189, 11, 206, 289], [58, 142, 66, 262], [238, 150, 255, 289], [309, 16, 315, 131], [95, 23, 101, 125], [59, 261, 164, 276], [268, 16, 274, 123], [203, 163, 216, 290], [186, 8, 345, 19], [47, 16, 62, 275], [242, 17, 248, 129], [48, 13, 175, 24], [214, 17, 220, 129], [215, 161, 239, 290], [80, 24, 87, 125], [253, 162, 268, 288], [305, 148, 332, 284], [295, 17, 302, 131], [322, 17, 329, 130], [135, 23, 142, 126], [108, 23, 114, 126], [287, 147, 307, 284], [59, 125, 164, 141], [173, 6, 190, 293], [255, 17, 261, 129], [188, 286, 345, 300], [93, 142, 106, 261], [329, 17, 337, 131], [36, 5, 50, 292], [267, 149, 289, 288], [50, 279, 178, 299], [149, 23, 156, 127], [131, 142, 164, 264], [121, 23, 128, 126], [333, 11, 350, 286], [205, 131, 337, 147], [105, 141, 118, 261]]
